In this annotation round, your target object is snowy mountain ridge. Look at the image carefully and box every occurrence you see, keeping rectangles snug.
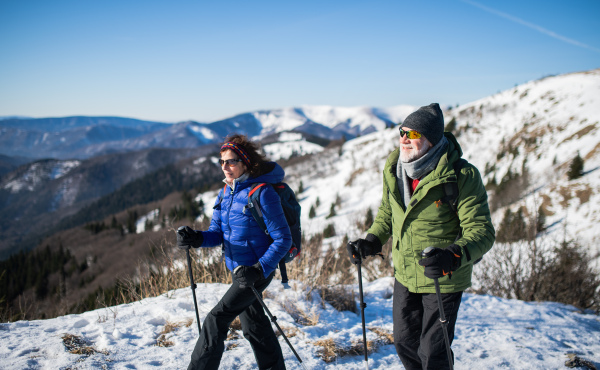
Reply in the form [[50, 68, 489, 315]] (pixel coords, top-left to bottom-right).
[[0, 105, 416, 160]]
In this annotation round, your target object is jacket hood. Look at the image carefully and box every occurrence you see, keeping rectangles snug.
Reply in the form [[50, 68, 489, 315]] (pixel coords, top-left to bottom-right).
[[432, 132, 463, 180], [248, 162, 285, 184]]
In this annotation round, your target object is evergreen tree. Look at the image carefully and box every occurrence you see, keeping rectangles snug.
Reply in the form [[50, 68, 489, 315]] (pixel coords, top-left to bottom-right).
[[444, 117, 457, 133], [326, 203, 336, 219], [309, 205, 316, 219], [536, 206, 546, 233], [111, 215, 119, 229], [323, 224, 336, 238], [567, 152, 584, 180], [126, 210, 138, 234]]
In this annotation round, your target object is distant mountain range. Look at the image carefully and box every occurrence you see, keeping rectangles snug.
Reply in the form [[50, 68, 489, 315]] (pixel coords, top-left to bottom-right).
[[0, 106, 415, 161], [0, 145, 220, 258]]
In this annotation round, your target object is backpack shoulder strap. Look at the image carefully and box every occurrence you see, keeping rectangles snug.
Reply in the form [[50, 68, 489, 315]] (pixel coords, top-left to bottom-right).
[[442, 158, 467, 213], [443, 158, 480, 263], [215, 184, 227, 208], [247, 183, 269, 235]]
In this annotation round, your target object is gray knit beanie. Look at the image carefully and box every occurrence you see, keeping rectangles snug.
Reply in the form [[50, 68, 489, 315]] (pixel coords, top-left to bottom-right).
[[400, 103, 444, 146]]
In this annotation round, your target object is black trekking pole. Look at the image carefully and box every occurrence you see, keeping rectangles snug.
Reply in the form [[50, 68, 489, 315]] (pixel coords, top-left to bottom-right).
[[422, 246, 454, 370], [186, 248, 202, 335], [250, 286, 308, 370], [178, 227, 202, 335], [356, 257, 370, 370], [348, 241, 370, 369]]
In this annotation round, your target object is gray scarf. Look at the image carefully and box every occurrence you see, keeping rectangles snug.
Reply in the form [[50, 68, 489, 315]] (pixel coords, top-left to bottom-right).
[[396, 136, 448, 207], [223, 172, 250, 192]]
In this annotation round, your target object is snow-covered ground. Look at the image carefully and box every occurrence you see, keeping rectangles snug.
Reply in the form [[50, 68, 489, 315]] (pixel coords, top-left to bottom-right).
[[1, 277, 598, 369]]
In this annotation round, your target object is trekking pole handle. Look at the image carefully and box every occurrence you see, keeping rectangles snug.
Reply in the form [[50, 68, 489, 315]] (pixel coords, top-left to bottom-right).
[[421, 246, 438, 258], [177, 226, 192, 250], [348, 240, 363, 265]]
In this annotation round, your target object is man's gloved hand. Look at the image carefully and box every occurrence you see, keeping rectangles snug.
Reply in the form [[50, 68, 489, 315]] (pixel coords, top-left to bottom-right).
[[418, 244, 463, 279], [176, 226, 204, 250], [346, 234, 383, 265], [233, 262, 263, 288]]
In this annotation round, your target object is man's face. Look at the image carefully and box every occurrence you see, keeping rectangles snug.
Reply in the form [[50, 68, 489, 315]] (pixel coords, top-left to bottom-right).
[[399, 127, 433, 163]]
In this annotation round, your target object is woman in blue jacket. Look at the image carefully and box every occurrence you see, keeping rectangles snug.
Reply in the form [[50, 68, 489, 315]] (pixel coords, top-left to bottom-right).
[[177, 134, 291, 370]]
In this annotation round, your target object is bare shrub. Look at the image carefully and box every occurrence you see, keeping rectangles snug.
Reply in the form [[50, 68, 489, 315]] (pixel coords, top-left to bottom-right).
[[118, 235, 230, 304], [319, 285, 356, 313], [488, 167, 530, 212], [473, 239, 600, 311]]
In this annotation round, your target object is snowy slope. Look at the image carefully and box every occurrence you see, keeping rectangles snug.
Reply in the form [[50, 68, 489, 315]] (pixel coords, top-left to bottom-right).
[[1, 278, 598, 369], [446, 69, 600, 248], [203, 70, 600, 256], [262, 132, 325, 161]]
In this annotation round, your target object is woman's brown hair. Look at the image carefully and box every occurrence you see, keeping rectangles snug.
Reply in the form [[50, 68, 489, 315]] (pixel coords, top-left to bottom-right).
[[220, 134, 270, 178]]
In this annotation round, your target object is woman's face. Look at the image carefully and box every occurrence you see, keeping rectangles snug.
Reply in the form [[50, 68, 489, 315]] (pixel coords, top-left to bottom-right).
[[220, 149, 247, 182]]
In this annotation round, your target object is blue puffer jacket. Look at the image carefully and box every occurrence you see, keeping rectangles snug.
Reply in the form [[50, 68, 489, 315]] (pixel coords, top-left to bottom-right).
[[201, 162, 292, 277]]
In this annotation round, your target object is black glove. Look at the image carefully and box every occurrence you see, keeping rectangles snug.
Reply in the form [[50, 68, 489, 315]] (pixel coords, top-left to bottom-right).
[[176, 226, 204, 249], [347, 234, 383, 265], [418, 244, 463, 279], [233, 262, 263, 288]]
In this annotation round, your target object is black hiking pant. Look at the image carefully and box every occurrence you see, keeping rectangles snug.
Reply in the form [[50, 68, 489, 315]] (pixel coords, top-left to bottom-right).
[[393, 280, 463, 370], [187, 271, 286, 370]]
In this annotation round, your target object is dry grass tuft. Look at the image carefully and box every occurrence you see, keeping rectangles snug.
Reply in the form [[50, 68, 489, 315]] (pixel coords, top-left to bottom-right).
[[62, 333, 108, 356], [229, 316, 242, 331], [313, 338, 375, 363], [565, 352, 597, 369], [275, 325, 302, 339], [155, 334, 174, 348], [369, 327, 394, 345], [225, 342, 240, 351], [282, 301, 320, 326], [313, 327, 394, 363], [226, 317, 242, 341], [313, 338, 339, 363], [155, 319, 193, 347]]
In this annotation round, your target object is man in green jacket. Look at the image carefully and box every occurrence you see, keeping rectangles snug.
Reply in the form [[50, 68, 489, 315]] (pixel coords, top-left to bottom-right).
[[347, 103, 495, 369]]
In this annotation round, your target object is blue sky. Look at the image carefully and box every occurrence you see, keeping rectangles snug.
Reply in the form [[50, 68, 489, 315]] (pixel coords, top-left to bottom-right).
[[1, 0, 599, 123]]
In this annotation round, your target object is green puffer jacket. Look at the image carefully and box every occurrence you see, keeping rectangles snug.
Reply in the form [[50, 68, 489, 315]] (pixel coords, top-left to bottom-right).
[[367, 132, 495, 293]]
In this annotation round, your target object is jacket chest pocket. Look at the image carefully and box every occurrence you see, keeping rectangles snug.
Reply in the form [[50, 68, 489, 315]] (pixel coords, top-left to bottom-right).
[[410, 186, 456, 220]]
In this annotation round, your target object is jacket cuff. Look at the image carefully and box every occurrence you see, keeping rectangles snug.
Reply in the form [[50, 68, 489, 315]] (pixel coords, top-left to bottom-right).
[[366, 233, 383, 251], [447, 244, 463, 267], [254, 261, 265, 278]]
